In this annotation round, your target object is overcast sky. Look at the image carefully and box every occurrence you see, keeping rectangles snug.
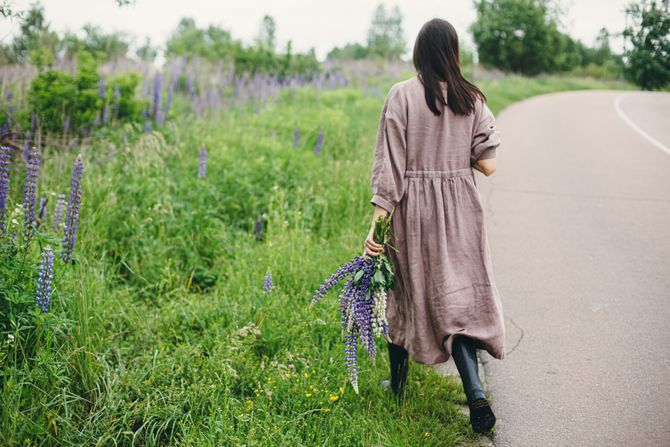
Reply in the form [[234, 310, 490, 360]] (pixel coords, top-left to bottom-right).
[[0, 0, 631, 61]]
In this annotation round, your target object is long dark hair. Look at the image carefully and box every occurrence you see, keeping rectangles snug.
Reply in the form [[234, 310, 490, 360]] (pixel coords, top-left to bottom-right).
[[412, 18, 485, 116]]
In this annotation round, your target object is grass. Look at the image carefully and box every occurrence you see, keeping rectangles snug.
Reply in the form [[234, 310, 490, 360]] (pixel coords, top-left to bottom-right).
[[0, 73, 634, 446]]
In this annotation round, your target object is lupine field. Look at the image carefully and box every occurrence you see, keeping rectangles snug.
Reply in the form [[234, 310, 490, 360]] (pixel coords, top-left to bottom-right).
[[0, 46, 634, 446]]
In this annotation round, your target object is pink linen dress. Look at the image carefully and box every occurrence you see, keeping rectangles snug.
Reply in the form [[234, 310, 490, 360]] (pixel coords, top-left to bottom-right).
[[370, 74, 506, 365]]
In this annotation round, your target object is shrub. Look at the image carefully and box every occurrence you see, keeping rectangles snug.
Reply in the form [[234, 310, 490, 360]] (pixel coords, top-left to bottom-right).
[[28, 51, 144, 135]]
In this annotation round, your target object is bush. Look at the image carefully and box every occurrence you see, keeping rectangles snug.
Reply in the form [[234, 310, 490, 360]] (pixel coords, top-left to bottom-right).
[[28, 51, 144, 135]]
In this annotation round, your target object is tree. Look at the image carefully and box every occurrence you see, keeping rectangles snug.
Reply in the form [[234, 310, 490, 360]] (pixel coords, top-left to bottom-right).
[[623, 0, 670, 90], [10, 2, 59, 64], [470, 0, 566, 75], [327, 43, 369, 60], [136, 37, 157, 61], [60, 25, 129, 62], [256, 15, 276, 51], [366, 4, 405, 59]]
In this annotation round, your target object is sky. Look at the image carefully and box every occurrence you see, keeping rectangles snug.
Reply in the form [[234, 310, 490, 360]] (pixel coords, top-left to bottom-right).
[[0, 0, 632, 62]]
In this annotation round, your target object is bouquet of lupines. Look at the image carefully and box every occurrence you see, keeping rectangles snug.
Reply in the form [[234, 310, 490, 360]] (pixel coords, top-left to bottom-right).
[[310, 208, 398, 394]]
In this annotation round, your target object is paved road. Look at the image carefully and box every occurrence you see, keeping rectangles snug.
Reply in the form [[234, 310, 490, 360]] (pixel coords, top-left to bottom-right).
[[475, 90, 670, 446]]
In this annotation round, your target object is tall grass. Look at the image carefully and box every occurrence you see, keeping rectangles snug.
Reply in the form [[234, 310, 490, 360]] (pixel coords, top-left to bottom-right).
[[0, 73, 633, 446]]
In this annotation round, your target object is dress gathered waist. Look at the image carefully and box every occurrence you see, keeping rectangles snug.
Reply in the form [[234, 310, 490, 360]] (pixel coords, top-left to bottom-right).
[[404, 168, 473, 178]]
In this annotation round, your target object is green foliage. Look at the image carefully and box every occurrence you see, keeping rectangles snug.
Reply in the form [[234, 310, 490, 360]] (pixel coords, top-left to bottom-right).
[[470, 0, 567, 75], [367, 4, 406, 59], [0, 74, 633, 444], [136, 36, 157, 61], [470, 0, 623, 78], [28, 51, 144, 134], [60, 24, 130, 62], [623, 0, 670, 90], [328, 3, 406, 61], [165, 17, 319, 77], [327, 42, 370, 60], [10, 2, 59, 65]]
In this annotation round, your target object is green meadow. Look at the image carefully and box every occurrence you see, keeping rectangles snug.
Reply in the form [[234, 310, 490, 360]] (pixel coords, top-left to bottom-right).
[[0, 73, 631, 446]]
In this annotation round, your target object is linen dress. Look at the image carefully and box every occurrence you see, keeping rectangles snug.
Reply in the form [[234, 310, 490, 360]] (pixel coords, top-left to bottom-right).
[[369, 74, 506, 366]]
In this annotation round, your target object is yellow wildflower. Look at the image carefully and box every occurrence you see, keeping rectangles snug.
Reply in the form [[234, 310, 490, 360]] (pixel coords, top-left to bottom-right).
[[329, 395, 339, 402], [305, 393, 312, 397]]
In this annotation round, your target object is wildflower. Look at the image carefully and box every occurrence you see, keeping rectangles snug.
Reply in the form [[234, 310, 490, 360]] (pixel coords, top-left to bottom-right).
[[7, 334, 14, 344], [62, 155, 84, 263], [293, 127, 300, 148], [35, 245, 54, 312], [152, 73, 162, 119], [305, 393, 312, 397], [112, 85, 120, 117], [98, 75, 106, 99], [328, 395, 339, 402], [254, 217, 263, 240], [323, 408, 331, 413], [102, 104, 110, 124], [36, 196, 48, 228], [144, 119, 152, 134], [311, 210, 396, 394], [22, 150, 40, 241], [288, 364, 295, 369], [53, 193, 65, 232], [303, 372, 309, 378], [262, 269, 273, 294], [198, 145, 207, 178], [313, 129, 324, 155], [0, 145, 11, 234], [63, 115, 70, 134]]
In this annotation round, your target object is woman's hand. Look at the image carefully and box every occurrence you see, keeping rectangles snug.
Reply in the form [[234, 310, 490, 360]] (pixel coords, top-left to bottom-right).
[[363, 227, 384, 259]]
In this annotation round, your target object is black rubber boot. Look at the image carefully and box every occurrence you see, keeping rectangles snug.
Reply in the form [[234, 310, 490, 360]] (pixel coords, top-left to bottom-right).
[[388, 341, 409, 402], [451, 336, 496, 433]]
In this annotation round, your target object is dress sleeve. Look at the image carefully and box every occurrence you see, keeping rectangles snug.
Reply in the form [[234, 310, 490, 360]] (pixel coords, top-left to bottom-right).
[[470, 99, 501, 165], [370, 89, 407, 213]]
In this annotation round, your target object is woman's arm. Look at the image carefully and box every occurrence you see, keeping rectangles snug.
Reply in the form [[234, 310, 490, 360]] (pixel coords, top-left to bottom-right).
[[364, 205, 388, 258], [472, 157, 497, 176]]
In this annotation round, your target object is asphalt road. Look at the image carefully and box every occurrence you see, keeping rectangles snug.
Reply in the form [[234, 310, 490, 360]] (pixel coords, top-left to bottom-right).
[[475, 90, 670, 446]]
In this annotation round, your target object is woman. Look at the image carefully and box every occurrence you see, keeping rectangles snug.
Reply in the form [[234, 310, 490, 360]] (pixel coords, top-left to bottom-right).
[[363, 18, 505, 434]]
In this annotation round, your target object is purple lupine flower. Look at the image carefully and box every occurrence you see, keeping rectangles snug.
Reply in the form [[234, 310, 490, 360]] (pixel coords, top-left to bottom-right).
[[312, 254, 381, 393], [144, 119, 152, 134], [62, 154, 84, 263], [102, 103, 110, 124], [310, 255, 370, 306], [35, 245, 54, 313], [152, 73, 162, 120], [98, 75, 106, 99], [262, 270, 273, 294], [36, 196, 48, 228], [313, 129, 325, 155], [112, 84, 120, 117], [22, 136, 31, 163], [344, 332, 359, 394], [22, 150, 40, 240], [53, 193, 65, 233], [293, 127, 300, 148], [63, 115, 71, 134], [254, 217, 263, 240], [0, 145, 11, 234], [198, 145, 207, 178]]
